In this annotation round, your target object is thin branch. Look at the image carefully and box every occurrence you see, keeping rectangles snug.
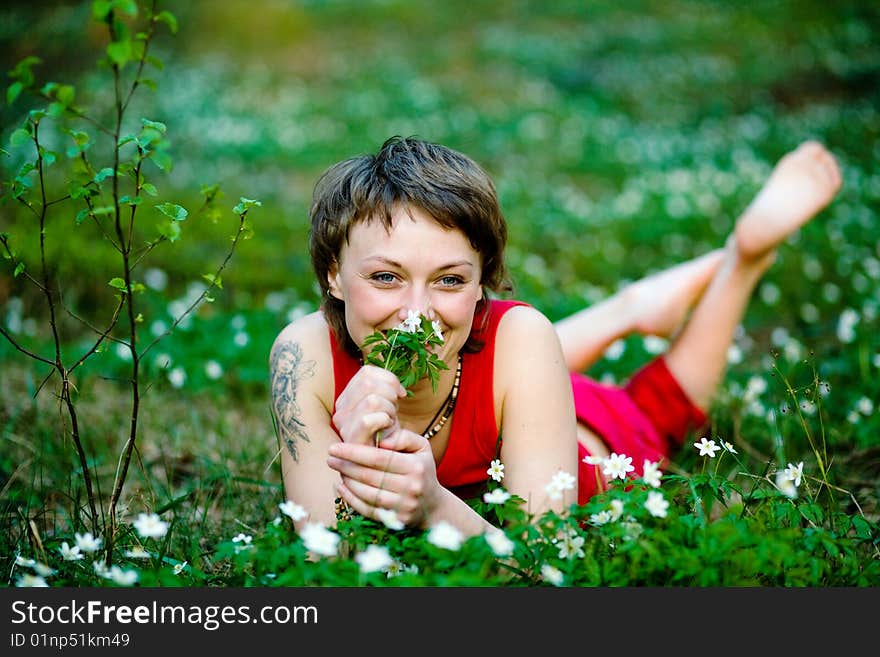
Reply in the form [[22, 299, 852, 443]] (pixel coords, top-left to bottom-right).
[[0, 325, 55, 366]]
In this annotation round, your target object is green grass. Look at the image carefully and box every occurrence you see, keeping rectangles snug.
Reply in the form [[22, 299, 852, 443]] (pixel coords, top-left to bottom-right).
[[1, 0, 878, 586]]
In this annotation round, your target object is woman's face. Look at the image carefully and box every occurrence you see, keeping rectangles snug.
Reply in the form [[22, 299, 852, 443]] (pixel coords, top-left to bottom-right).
[[328, 205, 484, 363]]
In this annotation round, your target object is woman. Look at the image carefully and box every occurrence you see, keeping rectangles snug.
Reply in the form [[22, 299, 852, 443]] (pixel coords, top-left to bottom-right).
[[270, 136, 841, 536]]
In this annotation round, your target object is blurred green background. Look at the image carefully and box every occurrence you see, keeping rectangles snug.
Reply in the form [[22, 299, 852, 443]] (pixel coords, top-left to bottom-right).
[[1, 0, 878, 525]]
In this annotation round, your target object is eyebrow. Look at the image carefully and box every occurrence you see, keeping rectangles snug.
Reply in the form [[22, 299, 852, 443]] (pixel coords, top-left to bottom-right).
[[364, 256, 475, 270]]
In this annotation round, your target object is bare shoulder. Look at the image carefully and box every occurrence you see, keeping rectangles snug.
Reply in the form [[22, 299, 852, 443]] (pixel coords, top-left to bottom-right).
[[495, 304, 561, 356], [493, 303, 567, 398]]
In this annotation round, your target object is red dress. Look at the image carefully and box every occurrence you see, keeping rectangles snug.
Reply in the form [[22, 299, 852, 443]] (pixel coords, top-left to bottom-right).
[[330, 299, 707, 504]]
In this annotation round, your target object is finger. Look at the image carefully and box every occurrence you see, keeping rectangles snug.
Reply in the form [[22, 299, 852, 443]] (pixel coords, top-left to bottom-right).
[[341, 476, 400, 510], [327, 442, 407, 473], [327, 454, 405, 489], [357, 365, 407, 397], [336, 480, 397, 521], [376, 429, 430, 454]]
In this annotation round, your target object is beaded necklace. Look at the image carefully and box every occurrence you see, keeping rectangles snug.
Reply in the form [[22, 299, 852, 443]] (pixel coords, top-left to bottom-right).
[[421, 354, 462, 440]]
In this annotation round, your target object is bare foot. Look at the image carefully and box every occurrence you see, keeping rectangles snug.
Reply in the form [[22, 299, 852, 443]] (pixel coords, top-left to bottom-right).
[[734, 141, 842, 261], [624, 249, 726, 338]]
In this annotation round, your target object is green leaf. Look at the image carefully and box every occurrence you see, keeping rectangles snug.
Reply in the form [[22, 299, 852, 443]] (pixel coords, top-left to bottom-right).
[[58, 84, 75, 105], [92, 0, 114, 21], [202, 273, 223, 289], [141, 118, 166, 134], [6, 81, 23, 105], [9, 128, 30, 146], [75, 208, 91, 225], [94, 167, 115, 183], [141, 182, 158, 196], [146, 55, 164, 71], [157, 219, 181, 242], [233, 197, 262, 214], [107, 40, 132, 68], [155, 202, 188, 221], [13, 262, 25, 278], [154, 10, 178, 34], [109, 277, 127, 291], [8, 56, 41, 86]]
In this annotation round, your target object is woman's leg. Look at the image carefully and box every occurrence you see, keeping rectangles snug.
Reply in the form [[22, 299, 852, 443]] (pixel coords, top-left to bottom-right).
[[554, 249, 725, 373], [664, 141, 842, 409]]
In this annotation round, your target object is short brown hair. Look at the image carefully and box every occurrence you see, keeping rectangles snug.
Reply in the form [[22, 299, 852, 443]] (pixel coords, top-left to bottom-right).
[[309, 136, 512, 356]]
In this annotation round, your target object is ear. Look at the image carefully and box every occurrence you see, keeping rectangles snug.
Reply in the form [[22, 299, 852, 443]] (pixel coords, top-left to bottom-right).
[[327, 261, 343, 301]]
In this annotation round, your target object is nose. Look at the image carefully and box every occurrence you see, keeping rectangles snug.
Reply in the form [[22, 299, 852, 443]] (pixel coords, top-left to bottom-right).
[[398, 286, 435, 321]]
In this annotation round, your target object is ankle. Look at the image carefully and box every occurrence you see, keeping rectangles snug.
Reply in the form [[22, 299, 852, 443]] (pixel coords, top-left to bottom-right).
[[725, 234, 777, 280]]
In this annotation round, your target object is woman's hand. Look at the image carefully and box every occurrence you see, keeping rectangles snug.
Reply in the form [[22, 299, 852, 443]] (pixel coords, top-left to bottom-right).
[[332, 364, 407, 446], [327, 429, 441, 528]]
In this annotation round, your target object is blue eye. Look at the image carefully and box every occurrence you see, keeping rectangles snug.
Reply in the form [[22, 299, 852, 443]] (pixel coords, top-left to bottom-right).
[[372, 272, 396, 283], [440, 275, 463, 286]]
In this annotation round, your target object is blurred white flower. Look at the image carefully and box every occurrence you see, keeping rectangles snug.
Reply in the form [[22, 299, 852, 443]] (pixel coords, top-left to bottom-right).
[[775, 470, 798, 499], [376, 508, 404, 531], [75, 532, 102, 553], [541, 563, 564, 586], [484, 529, 515, 557], [609, 499, 624, 521], [124, 546, 151, 559], [143, 267, 168, 291], [856, 396, 874, 416], [483, 488, 511, 505], [645, 491, 669, 518], [299, 523, 339, 557], [279, 500, 308, 522], [545, 470, 576, 500], [836, 308, 859, 343], [642, 460, 662, 487], [642, 335, 668, 355], [16, 574, 48, 587], [133, 512, 169, 539], [356, 545, 393, 573], [168, 366, 186, 388], [426, 521, 464, 551], [109, 565, 138, 586], [205, 360, 224, 380], [173, 561, 188, 576], [59, 542, 83, 561]]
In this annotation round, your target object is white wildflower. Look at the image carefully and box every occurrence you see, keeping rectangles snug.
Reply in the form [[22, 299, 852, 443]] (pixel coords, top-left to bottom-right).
[[279, 500, 308, 522], [299, 523, 339, 557], [642, 459, 662, 487], [541, 563, 564, 586], [486, 459, 505, 482], [484, 530, 515, 557], [355, 545, 393, 573], [602, 452, 634, 480], [644, 491, 669, 518], [694, 437, 720, 457], [426, 521, 464, 551], [376, 508, 405, 531], [133, 512, 169, 539], [483, 488, 512, 505]]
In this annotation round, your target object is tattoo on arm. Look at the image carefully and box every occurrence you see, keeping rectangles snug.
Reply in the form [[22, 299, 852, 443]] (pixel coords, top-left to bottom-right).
[[270, 340, 316, 462]]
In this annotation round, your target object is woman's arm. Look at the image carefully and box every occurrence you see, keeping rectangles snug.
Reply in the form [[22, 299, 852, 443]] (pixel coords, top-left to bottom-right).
[[271, 312, 496, 536], [494, 305, 579, 516], [270, 313, 342, 528]]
